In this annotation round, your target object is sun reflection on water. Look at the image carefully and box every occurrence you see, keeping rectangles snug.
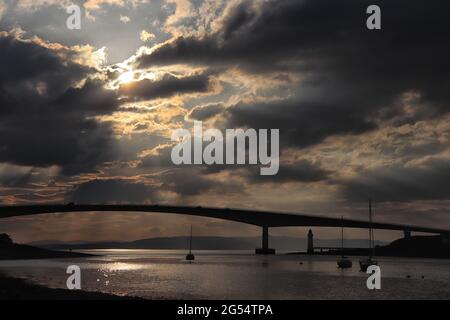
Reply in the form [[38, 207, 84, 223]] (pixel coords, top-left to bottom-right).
[[104, 262, 144, 271]]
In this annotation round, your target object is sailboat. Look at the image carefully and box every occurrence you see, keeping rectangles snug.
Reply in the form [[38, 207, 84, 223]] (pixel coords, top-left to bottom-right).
[[185, 225, 195, 261], [337, 216, 352, 268], [359, 199, 378, 271]]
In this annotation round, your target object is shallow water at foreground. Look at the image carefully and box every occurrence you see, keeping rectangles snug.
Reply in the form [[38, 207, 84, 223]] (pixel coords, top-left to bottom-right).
[[1, 249, 450, 299]]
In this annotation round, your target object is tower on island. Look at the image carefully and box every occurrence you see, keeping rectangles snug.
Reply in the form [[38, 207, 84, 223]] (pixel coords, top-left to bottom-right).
[[307, 229, 314, 254]]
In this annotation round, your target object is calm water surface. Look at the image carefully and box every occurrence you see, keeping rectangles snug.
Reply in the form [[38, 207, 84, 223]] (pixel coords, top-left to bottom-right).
[[1, 249, 450, 299]]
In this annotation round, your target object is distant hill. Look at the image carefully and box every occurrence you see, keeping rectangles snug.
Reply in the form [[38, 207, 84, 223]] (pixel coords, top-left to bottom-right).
[[0, 233, 93, 260], [25, 240, 93, 247], [376, 235, 450, 258], [29, 236, 387, 251]]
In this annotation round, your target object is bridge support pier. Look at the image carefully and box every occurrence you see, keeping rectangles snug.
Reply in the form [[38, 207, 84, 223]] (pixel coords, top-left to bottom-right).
[[255, 226, 275, 255]]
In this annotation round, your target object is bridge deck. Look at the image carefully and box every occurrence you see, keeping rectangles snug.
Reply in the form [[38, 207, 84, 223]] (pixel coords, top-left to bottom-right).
[[0, 204, 448, 234]]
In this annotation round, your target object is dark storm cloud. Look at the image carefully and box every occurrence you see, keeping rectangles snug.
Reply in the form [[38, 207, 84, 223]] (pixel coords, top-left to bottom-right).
[[138, 140, 330, 186], [137, 142, 175, 170], [221, 1, 258, 41], [54, 80, 119, 116], [0, 32, 89, 103], [244, 160, 330, 183], [137, 144, 248, 195], [187, 103, 224, 121], [225, 99, 377, 148], [134, 0, 450, 149], [119, 73, 211, 101], [340, 159, 450, 202], [159, 170, 217, 196], [381, 140, 448, 160], [136, 0, 450, 81], [67, 179, 159, 204], [0, 32, 119, 174], [0, 33, 81, 86], [137, 146, 241, 195], [159, 169, 240, 196], [0, 169, 33, 188]]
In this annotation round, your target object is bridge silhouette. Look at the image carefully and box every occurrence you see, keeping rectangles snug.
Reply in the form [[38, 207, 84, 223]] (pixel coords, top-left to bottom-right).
[[1, 204, 449, 254]]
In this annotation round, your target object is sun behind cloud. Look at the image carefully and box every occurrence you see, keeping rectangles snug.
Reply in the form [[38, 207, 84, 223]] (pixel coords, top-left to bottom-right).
[[118, 70, 135, 84]]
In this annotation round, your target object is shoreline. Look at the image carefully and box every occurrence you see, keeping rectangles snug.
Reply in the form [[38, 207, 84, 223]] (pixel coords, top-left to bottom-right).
[[0, 274, 141, 300], [0, 242, 96, 261]]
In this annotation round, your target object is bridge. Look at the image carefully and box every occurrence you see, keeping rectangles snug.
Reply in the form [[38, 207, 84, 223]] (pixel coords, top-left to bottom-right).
[[1, 204, 449, 254]]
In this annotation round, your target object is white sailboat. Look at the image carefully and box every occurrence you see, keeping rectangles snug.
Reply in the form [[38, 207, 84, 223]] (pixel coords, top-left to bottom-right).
[[337, 216, 352, 268], [359, 200, 377, 271]]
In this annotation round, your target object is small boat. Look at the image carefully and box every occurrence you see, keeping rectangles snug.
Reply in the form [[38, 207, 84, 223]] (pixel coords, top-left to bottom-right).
[[337, 216, 352, 269], [359, 257, 377, 272], [186, 225, 195, 261], [338, 258, 353, 269], [360, 200, 378, 271], [185, 253, 195, 261]]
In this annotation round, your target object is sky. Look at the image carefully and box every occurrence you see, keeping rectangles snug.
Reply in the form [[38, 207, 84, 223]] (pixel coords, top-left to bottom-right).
[[0, 0, 449, 243]]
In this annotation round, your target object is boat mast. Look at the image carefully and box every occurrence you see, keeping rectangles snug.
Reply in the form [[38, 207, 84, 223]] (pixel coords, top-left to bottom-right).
[[369, 199, 373, 258], [189, 225, 193, 255], [341, 216, 344, 258]]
